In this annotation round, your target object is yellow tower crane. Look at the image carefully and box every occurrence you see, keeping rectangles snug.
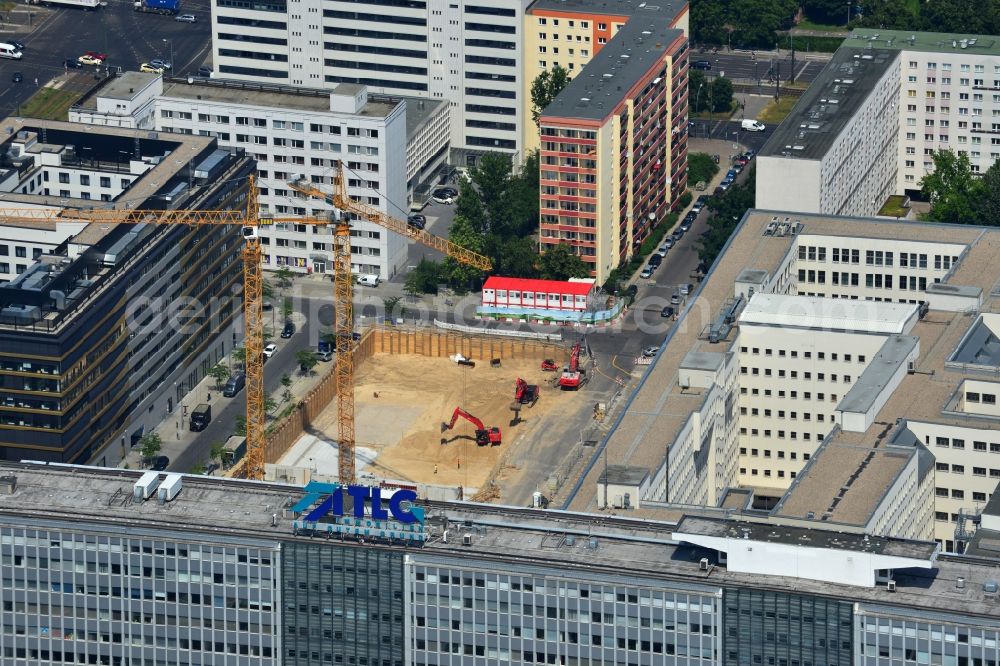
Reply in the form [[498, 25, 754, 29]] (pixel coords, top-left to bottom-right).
[[0, 164, 490, 485], [285, 164, 492, 484]]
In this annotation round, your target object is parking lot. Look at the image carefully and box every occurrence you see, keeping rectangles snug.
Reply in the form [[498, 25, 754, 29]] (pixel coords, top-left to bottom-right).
[[0, 0, 213, 117]]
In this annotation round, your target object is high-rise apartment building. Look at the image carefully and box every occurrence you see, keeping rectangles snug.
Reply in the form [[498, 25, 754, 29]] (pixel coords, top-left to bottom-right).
[[757, 29, 1000, 216], [71, 74, 451, 278], [212, 0, 529, 164], [538, 20, 688, 283], [0, 118, 253, 465], [3, 462, 1000, 666], [521, 0, 689, 156]]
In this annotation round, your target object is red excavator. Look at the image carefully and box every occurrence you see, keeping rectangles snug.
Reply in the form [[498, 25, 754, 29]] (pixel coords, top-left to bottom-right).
[[441, 407, 502, 446], [559, 342, 586, 390], [514, 378, 539, 406]]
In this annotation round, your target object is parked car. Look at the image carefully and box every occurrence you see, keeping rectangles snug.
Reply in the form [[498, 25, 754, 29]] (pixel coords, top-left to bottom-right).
[[691, 201, 704, 214], [656, 245, 668, 258], [661, 306, 675, 318], [670, 292, 681, 305], [648, 254, 662, 268], [680, 221, 692, 233], [431, 190, 454, 204], [11, 72, 22, 83], [671, 229, 684, 241], [175, 13, 196, 21], [640, 266, 653, 279], [140, 63, 164, 74], [726, 169, 737, 180], [263, 343, 277, 358], [151, 456, 170, 471], [407, 214, 426, 230], [662, 237, 675, 249], [197, 66, 213, 77], [281, 320, 295, 338], [716, 182, 731, 194], [696, 195, 710, 206], [149, 58, 172, 70], [222, 373, 245, 398], [642, 346, 660, 358], [624, 284, 638, 300], [680, 282, 694, 296], [684, 211, 697, 224]]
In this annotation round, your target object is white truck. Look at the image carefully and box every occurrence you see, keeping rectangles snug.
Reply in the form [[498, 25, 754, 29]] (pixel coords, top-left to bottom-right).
[[741, 119, 766, 132]]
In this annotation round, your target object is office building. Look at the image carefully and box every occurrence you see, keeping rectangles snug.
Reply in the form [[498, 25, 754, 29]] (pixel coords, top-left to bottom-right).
[[757, 29, 1000, 215], [564, 208, 1000, 552], [211, 0, 529, 165], [71, 73, 451, 278], [3, 462, 1000, 666], [0, 118, 253, 465], [521, 0, 688, 156], [538, 19, 688, 283]]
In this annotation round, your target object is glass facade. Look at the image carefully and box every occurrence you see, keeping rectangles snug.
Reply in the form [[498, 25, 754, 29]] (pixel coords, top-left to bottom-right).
[[407, 555, 721, 665], [0, 523, 279, 665], [281, 542, 404, 666], [856, 606, 1000, 665], [722, 588, 853, 666]]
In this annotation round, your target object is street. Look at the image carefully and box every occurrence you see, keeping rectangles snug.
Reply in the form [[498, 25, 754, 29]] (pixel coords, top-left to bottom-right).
[[0, 0, 213, 117], [693, 49, 830, 85]]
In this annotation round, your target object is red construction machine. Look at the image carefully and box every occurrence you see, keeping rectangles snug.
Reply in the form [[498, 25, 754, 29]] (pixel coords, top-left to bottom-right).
[[514, 378, 539, 406], [441, 407, 502, 446], [540, 358, 558, 372], [558, 342, 587, 390]]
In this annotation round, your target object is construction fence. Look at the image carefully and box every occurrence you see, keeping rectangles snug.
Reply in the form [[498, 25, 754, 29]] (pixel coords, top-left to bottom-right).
[[232, 325, 570, 475]]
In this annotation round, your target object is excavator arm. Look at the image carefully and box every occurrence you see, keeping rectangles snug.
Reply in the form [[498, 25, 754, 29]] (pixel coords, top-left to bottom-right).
[[441, 407, 486, 432]]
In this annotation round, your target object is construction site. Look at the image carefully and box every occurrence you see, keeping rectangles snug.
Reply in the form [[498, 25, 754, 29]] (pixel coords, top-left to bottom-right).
[[266, 327, 594, 501]]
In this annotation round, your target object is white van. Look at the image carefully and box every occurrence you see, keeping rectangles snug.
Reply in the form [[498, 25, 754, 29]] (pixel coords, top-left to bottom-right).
[[741, 119, 766, 132], [0, 43, 23, 60], [356, 274, 380, 287]]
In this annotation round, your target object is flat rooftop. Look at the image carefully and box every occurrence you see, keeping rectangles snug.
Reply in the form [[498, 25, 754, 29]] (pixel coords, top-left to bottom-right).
[[540, 20, 684, 122], [847, 28, 1000, 56], [0, 461, 998, 620], [528, 0, 684, 20], [158, 79, 399, 119], [675, 515, 938, 560], [566, 211, 1000, 516], [758, 46, 898, 161], [97, 71, 158, 101], [739, 293, 916, 334]]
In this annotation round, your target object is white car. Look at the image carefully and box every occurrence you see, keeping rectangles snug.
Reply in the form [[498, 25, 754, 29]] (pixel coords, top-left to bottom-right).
[[263, 343, 277, 358], [175, 13, 196, 22], [642, 346, 660, 358]]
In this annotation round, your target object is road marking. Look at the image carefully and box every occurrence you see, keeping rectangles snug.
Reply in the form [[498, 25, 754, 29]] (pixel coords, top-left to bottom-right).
[[611, 355, 632, 375]]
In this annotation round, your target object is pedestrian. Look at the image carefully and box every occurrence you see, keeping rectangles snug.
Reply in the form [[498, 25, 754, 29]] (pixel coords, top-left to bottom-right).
[[33, 77, 38, 87], [457, 458, 461, 470], [434, 464, 438, 474]]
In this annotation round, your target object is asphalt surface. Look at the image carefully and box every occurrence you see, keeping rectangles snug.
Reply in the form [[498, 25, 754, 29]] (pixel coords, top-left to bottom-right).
[[0, 0, 212, 117], [688, 119, 776, 154], [692, 51, 829, 85], [169, 298, 319, 473]]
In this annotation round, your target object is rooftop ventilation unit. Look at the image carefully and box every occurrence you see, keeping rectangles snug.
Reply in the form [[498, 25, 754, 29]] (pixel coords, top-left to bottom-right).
[[462, 533, 472, 546]]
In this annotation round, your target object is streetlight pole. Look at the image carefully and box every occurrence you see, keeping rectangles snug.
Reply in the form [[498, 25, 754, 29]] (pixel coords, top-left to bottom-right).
[[846, 1, 851, 27], [163, 38, 173, 73], [695, 83, 704, 117]]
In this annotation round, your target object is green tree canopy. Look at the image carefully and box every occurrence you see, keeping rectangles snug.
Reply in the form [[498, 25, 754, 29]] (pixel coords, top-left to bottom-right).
[[803, 0, 852, 24], [539, 243, 590, 281], [971, 162, 1000, 227], [688, 152, 720, 185], [697, 169, 756, 269], [530, 64, 570, 125], [920, 150, 984, 225], [710, 76, 734, 114], [404, 258, 444, 295], [691, 0, 797, 47], [138, 433, 162, 463]]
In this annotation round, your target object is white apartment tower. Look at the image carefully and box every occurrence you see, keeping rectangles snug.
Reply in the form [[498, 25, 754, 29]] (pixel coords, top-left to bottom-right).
[[69, 73, 456, 278], [212, 0, 530, 164]]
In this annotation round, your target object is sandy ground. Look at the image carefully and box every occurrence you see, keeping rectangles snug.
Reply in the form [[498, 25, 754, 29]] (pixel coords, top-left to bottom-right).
[[307, 353, 580, 489]]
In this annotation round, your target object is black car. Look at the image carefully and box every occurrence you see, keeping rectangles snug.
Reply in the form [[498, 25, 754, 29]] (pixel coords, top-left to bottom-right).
[[680, 221, 692, 232], [661, 306, 675, 318], [11, 72, 22, 83], [281, 321, 295, 338], [407, 214, 426, 230], [197, 66, 213, 77], [684, 211, 697, 223], [672, 229, 684, 241], [624, 284, 638, 300], [151, 456, 170, 471], [438, 186, 458, 198], [692, 60, 712, 70], [648, 254, 662, 268], [64, 58, 83, 69]]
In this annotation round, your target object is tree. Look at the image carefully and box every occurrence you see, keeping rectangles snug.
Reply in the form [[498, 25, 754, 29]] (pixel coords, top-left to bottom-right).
[[296, 349, 318, 374], [209, 441, 227, 466], [857, 0, 917, 29], [971, 162, 1000, 227], [920, 150, 984, 225], [230, 346, 246, 366], [697, 169, 756, 269], [208, 362, 230, 390], [710, 76, 734, 114], [274, 266, 293, 291], [530, 64, 570, 125], [490, 236, 539, 278], [689, 70, 709, 113], [404, 258, 443, 295], [803, 0, 852, 24], [281, 373, 292, 389], [281, 297, 293, 321], [444, 215, 488, 289], [691, 0, 797, 48], [233, 415, 246, 437], [263, 396, 278, 415], [138, 433, 162, 464], [688, 152, 720, 185], [383, 296, 401, 322], [539, 243, 590, 281]]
